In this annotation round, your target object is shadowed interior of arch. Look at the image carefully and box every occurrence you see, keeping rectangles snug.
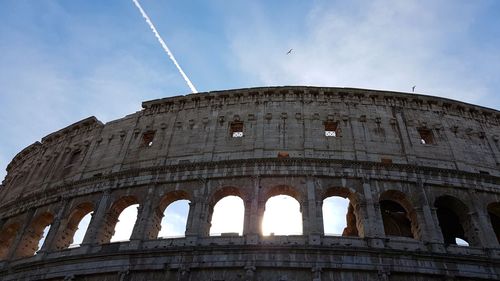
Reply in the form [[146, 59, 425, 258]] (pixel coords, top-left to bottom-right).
[[0, 223, 20, 260], [210, 195, 244, 236], [435, 196, 470, 246], [158, 200, 190, 238], [487, 202, 500, 244], [17, 212, 55, 257], [380, 200, 413, 238], [262, 195, 302, 235], [322, 196, 350, 236], [110, 204, 139, 242]]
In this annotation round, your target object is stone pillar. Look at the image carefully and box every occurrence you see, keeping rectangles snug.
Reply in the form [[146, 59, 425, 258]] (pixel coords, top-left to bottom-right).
[[8, 208, 35, 259], [476, 211, 499, 248], [485, 135, 500, 165], [243, 199, 252, 235], [81, 190, 112, 245], [361, 181, 385, 238], [361, 180, 385, 248], [301, 200, 310, 235], [185, 197, 209, 237], [417, 183, 443, 244], [394, 110, 417, 165], [245, 176, 261, 244], [130, 187, 155, 242], [467, 190, 498, 248], [111, 126, 136, 173], [38, 200, 69, 254], [305, 177, 323, 236]]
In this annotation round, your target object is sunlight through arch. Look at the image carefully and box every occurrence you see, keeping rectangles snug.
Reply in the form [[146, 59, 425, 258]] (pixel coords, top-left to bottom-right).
[[210, 196, 244, 236], [35, 224, 51, 254], [110, 204, 138, 242], [158, 200, 190, 238], [70, 212, 93, 247], [262, 195, 302, 235], [322, 196, 350, 235]]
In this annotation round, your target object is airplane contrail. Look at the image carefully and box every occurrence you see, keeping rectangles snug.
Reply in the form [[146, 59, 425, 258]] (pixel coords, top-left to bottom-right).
[[132, 0, 198, 93]]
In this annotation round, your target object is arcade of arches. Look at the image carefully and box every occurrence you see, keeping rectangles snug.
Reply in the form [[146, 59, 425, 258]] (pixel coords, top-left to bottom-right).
[[1, 184, 500, 260]]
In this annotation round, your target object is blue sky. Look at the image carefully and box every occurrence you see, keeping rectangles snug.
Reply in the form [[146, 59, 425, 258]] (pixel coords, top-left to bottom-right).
[[1, 0, 500, 181]]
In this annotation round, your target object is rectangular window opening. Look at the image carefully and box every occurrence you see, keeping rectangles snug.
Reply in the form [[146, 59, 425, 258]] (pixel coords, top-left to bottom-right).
[[418, 128, 434, 144], [230, 122, 244, 138], [142, 131, 156, 147], [325, 121, 338, 137]]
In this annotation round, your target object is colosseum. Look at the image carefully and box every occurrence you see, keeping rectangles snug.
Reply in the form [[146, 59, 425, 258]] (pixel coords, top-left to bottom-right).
[[0, 86, 499, 280]]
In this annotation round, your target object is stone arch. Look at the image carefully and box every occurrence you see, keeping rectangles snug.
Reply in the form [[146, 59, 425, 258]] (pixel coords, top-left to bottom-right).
[[208, 186, 246, 236], [97, 196, 139, 244], [0, 221, 21, 260], [322, 187, 361, 237], [53, 202, 94, 250], [150, 190, 191, 239], [379, 190, 418, 239], [434, 195, 476, 246], [209, 186, 246, 207], [15, 212, 54, 258], [261, 185, 303, 235], [487, 202, 500, 244], [262, 184, 303, 203]]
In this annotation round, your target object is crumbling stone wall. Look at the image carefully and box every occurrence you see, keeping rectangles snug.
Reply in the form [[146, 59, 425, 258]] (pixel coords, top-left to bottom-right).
[[0, 86, 499, 280]]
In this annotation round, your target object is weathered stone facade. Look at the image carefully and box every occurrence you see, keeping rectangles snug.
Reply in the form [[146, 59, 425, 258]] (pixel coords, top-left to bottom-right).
[[0, 86, 499, 280]]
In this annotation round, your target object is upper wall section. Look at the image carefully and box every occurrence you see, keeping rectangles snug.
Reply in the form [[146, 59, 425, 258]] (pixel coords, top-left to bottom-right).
[[2, 86, 500, 204]]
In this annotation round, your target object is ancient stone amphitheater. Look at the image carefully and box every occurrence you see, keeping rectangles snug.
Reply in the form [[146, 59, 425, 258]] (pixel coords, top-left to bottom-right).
[[1, 86, 500, 281]]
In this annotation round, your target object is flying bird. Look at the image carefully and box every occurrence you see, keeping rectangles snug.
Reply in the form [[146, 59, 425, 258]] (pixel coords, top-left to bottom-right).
[[287, 48, 293, 55], [412, 85, 416, 92]]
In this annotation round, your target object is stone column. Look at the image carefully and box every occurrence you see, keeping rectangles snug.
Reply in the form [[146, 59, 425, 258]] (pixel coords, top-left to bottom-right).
[[81, 190, 112, 245], [245, 176, 261, 244], [185, 197, 209, 237], [394, 110, 417, 165], [361, 180, 385, 247], [38, 200, 69, 254], [305, 177, 323, 235], [130, 187, 155, 242], [243, 199, 252, 235], [361, 181, 385, 237], [487, 135, 500, 165], [467, 190, 498, 248], [301, 200, 310, 235], [8, 208, 35, 259], [417, 183, 444, 244]]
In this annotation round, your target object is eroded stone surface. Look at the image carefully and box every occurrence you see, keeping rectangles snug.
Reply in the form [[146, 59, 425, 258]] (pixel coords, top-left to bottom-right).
[[0, 86, 500, 280]]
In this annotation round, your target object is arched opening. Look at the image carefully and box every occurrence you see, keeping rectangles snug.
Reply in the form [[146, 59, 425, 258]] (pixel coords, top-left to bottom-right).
[[153, 191, 191, 239], [110, 204, 139, 242], [36, 225, 51, 254], [53, 202, 94, 250], [322, 187, 360, 237], [487, 202, 500, 244], [71, 212, 92, 247], [210, 196, 244, 236], [322, 196, 351, 236], [379, 190, 418, 239], [380, 200, 413, 238], [15, 212, 54, 257], [435, 196, 472, 246], [96, 196, 139, 244], [158, 200, 190, 238], [0, 222, 20, 260], [262, 195, 302, 235]]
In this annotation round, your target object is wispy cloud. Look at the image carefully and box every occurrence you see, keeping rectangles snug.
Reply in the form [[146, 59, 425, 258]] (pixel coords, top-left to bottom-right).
[[229, 0, 498, 108]]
